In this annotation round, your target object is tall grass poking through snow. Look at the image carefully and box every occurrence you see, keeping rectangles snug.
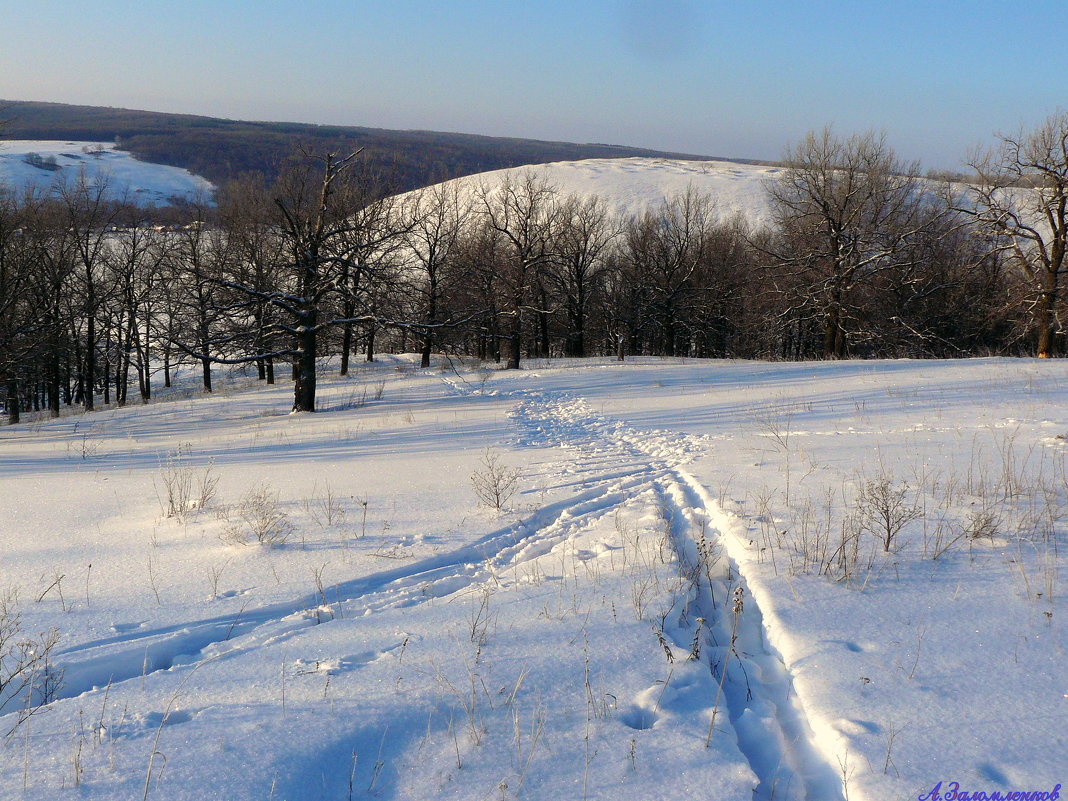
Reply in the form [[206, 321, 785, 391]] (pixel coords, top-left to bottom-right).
[[0, 593, 61, 737], [744, 411, 1065, 598], [471, 449, 522, 511], [220, 483, 293, 547], [154, 449, 218, 521]]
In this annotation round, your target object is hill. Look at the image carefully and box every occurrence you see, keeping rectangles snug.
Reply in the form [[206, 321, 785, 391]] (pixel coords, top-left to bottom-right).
[[0, 139, 215, 206], [410, 156, 783, 226], [0, 100, 756, 193]]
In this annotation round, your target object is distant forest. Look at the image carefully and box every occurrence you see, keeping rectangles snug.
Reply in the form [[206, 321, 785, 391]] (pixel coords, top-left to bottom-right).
[[0, 100, 730, 193]]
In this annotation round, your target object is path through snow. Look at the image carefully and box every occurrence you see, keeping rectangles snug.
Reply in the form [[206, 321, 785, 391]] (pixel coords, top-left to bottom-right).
[[505, 386, 845, 801]]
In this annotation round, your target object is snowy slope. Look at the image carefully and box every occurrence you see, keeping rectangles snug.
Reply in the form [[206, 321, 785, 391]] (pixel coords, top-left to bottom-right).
[[422, 157, 782, 226], [0, 140, 214, 206], [412, 157, 1017, 237], [0, 357, 1065, 801]]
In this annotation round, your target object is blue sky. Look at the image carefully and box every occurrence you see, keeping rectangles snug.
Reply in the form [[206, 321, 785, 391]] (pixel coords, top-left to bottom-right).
[[1, 1, 1064, 169]]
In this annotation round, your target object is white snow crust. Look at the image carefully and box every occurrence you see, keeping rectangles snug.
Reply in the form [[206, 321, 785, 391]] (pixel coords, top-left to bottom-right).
[[0, 140, 214, 206], [0, 355, 1065, 801]]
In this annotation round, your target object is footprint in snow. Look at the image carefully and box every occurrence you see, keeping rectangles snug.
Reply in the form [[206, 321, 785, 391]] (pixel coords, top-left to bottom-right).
[[110, 621, 146, 634], [835, 718, 880, 736], [620, 705, 659, 730], [213, 587, 253, 600], [821, 638, 864, 653], [108, 708, 197, 739], [977, 763, 1010, 786]]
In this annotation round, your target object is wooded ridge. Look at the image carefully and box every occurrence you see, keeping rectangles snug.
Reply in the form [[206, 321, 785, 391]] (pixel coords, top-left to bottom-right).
[[0, 100, 743, 192]]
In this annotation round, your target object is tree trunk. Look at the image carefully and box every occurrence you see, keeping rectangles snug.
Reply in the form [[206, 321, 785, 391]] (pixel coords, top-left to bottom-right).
[[198, 306, 213, 392], [505, 289, 523, 369], [201, 356, 213, 393], [1035, 271, 1058, 358], [340, 318, 353, 376], [48, 353, 60, 417], [421, 290, 437, 368], [118, 318, 133, 407], [103, 364, 110, 405], [505, 313, 522, 369], [102, 328, 111, 405], [63, 353, 73, 406], [567, 309, 586, 357], [571, 283, 587, 357], [84, 315, 95, 411], [420, 335, 433, 368], [293, 326, 317, 412], [823, 304, 841, 359], [5, 377, 18, 425], [538, 285, 551, 358], [136, 316, 150, 403]]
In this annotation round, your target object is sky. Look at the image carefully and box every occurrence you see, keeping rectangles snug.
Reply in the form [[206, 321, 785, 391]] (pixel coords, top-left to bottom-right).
[[1, 1, 1064, 170]]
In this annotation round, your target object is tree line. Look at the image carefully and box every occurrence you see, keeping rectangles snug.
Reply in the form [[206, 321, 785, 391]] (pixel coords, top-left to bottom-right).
[[1, 115, 1066, 420], [2, 99, 716, 192]]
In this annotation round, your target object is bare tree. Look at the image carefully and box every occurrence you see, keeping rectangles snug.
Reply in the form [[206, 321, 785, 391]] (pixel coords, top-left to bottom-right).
[[243, 150, 366, 411], [452, 218, 506, 361], [0, 189, 36, 423], [168, 200, 229, 393], [764, 128, 929, 358], [600, 242, 647, 361], [691, 213, 759, 358], [622, 187, 716, 357], [477, 172, 560, 369], [401, 181, 472, 367], [59, 172, 124, 409], [333, 185, 406, 368], [217, 175, 286, 384], [185, 150, 408, 412], [108, 208, 166, 405], [549, 194, 617, 357], [24, 198, 78, 416], [964, 112, 1068, 357]]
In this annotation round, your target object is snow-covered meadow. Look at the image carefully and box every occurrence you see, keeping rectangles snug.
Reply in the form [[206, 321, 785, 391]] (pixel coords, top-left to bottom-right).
[[0, 141, 214, 206], [0, 356, 1064, 801]]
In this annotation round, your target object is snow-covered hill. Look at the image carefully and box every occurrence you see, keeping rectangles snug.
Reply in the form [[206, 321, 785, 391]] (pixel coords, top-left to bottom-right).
[[417, 157, 782, 226], [0, 140, 214, 206]]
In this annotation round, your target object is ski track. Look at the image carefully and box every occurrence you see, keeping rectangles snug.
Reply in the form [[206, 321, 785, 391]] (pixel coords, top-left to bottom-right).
[[42, 378, 845, 801], [508, 386, 846, 801], [50, 445, 654, 702]]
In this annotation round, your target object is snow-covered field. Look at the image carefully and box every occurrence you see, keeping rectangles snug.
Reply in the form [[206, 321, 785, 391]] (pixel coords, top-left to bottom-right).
[[422, 157, 781, 226], [0, 140, 214, 206], [0, 357, 1065, 801]]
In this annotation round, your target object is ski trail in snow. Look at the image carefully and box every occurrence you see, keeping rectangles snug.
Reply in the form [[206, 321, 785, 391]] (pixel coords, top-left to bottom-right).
[[502, 385, 845, 801], [658, 472, 846, 801], [52, 466, 654, 701], [50, 377, 842, 801]]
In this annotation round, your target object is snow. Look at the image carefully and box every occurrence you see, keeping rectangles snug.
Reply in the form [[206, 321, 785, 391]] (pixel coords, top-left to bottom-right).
[[414, 157, 782, 226], [0, 355, 1065, 801], [0, 140, 214, 206]]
